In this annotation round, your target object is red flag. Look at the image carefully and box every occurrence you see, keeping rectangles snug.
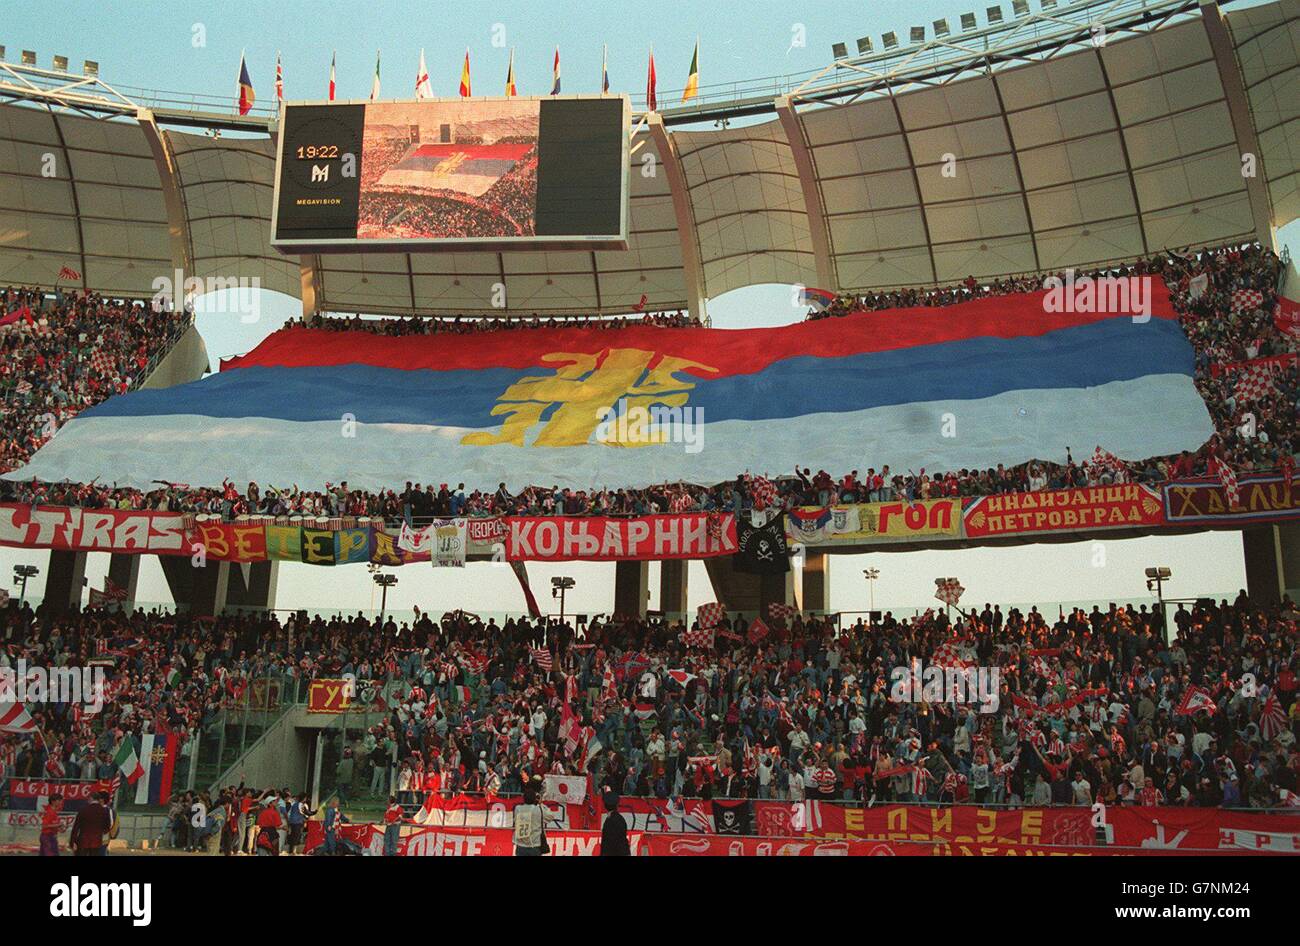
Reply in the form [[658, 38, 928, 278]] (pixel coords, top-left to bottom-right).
[[646, 48, 657, 111]]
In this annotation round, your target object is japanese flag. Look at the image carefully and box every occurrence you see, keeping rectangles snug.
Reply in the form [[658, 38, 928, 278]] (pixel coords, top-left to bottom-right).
[[542, 774, 587, 804]]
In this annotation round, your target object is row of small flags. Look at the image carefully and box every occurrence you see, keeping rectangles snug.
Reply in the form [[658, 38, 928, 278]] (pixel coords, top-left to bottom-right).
[[236, 41, 701, 114]]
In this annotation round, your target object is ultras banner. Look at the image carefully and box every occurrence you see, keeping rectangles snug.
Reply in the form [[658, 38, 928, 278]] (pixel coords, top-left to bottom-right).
[[303, 822, 638, 856], [963, 484, 1165, 537], [1163, 473, 1300, 525], [785, 498, 961, 545], [504, 513, 737, 561], [0, 503, 188, 556], [640, 834, 1273, 856]]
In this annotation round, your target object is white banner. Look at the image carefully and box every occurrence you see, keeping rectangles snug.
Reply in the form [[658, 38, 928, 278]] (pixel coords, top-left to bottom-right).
[[397, 522, 435, 554], [430, 518, 467, 568]]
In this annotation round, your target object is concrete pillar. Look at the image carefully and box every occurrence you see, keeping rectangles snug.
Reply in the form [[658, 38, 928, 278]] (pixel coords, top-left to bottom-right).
[[659, 559, 689, 618], [802, 549, 830, 613], [159, 554, 229, 615], [614, 560, 649, 618], [107, 553, 141, 611], [43, 550, 86, 612], [704, 556, 794, 615], [1243, 523, 1300, 605], [189, 560, 230, 617], [226, 561, 280, 614]]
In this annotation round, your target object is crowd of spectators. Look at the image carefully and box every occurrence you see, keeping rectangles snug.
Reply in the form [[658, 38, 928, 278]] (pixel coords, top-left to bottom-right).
[[284, 307, 703, 336], [1, 592, 1296, 828], [0, 289, 192, 475]]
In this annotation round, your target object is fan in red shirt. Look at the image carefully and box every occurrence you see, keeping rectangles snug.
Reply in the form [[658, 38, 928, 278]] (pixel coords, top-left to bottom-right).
[[39, 794, 64, 856]]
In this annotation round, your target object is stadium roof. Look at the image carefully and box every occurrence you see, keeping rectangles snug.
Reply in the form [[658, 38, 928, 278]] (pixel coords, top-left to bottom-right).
[[0, 0, 1294, 318]]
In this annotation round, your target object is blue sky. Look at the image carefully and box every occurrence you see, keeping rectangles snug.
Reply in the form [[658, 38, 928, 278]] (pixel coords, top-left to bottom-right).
[[1, 0, 1285, 616]]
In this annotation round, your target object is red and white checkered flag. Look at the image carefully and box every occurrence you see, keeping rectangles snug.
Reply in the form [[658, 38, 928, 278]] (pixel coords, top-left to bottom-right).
[[1230, 288, 1264, 313], [680, 627, 715, 648], [696, 601, 726, 629], [748, 474, 778, 510], [1233, 362, 1276, 403], [934, 578, 965, 606], [1089, 446, 1124, 472], [1209, 455, 1240, 507], [766, 602, 797, 624], [932, 641, 973, 669]]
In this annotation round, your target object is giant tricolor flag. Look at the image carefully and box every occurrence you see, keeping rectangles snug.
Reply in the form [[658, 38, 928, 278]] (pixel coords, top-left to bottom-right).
[[8, 280, 1213, 493], [133, 732, 178, 805], [236, 53, 255, 115]]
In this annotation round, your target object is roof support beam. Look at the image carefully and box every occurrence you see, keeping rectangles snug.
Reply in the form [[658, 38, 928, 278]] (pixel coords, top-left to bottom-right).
[[988, 73, 1043, 275], [886, 91, 939, 285], [647, 113, 708, 322], [775, 95, 836, 289], [1093, 49, 1151, 257], [137, 108, 193, 279], [299, 256, 319, 321], [1199, 0, 1276, 246], [48, 115, 87, 291]]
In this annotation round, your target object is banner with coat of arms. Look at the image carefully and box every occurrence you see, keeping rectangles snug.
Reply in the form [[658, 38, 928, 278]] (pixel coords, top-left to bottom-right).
[[430, 517, 468, 567]]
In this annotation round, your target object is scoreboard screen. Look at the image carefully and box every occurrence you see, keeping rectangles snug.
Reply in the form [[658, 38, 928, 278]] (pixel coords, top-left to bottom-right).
[[271, 96, 629, 253]]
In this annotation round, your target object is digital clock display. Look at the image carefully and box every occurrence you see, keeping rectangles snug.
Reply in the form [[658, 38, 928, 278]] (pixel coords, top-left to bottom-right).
[[295, 144, 341, 160]]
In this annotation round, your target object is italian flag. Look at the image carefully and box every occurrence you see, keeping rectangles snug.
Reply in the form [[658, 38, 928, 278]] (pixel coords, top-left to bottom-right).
[[453, 685, 472, 704], [114, 739, 144, 784], [681, 39, 699, 102], [165, 666, 182, 688]]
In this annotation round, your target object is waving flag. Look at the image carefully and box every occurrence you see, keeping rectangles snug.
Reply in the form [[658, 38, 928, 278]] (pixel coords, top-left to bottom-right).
[[236, 53, 255, 115], [504, 48, 517, 97], [601, 44, 609, 93], [646, 47, 657, 111], [459, 49, 472, 97], [133, 733, 178, 805], [275, 51, 283, 101], [328, 51, 336, 100], [0, 701, 36, 733], [1259, 694, 1287, 742], [550, 46, 561, 95], [800, 287, 837, 311], [415, 48, 432, 99], [370, 50, 381, 101], [681, 40, 699, 102], [1176, 686, 1217, 717], [8, 281, 1213, 494], [113, 739, 144, 784], [529, 647, 553, 671]]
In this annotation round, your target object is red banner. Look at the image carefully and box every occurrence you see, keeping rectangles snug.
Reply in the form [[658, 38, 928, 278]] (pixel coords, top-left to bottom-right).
[[1163, 473, 1300, 525], [963, 484, 1165, 538], [640, 834, 1272, 856], [0, 503, 188, 555], [303, 822, 634, 856], [504, 513, 737, 561], [1106, 806, 1300, 853]]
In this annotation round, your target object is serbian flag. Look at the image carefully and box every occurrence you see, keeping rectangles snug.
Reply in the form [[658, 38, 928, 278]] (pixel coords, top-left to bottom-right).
[[8, 280, 1213, 494], [550, 46, 561, 95], [133, 733, 178, 805], [681, 40, 699, 102], [236, 53, 255, 115], [459, 49, 472, 97], [800, 286, 837, 310], [646, 47, 657, 111]]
